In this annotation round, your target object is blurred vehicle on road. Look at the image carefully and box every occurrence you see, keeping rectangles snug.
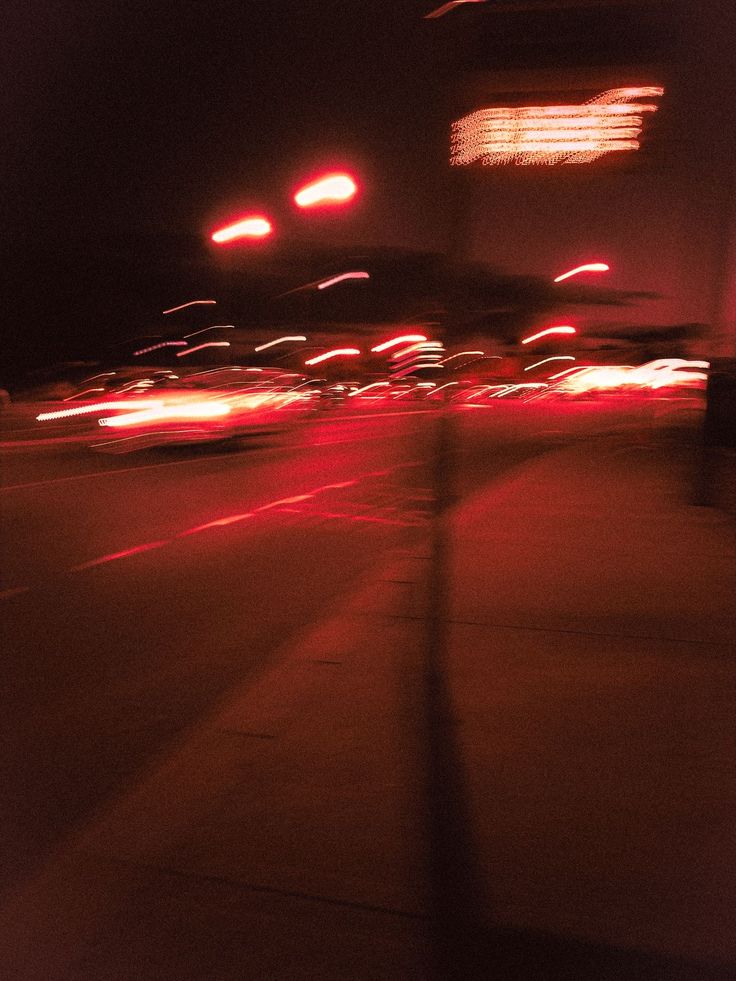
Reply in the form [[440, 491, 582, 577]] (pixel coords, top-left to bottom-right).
[[33, 367, 321, 453]]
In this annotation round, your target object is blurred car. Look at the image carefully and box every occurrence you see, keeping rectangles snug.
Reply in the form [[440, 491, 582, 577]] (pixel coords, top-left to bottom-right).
[[34, 367, 321, 452]]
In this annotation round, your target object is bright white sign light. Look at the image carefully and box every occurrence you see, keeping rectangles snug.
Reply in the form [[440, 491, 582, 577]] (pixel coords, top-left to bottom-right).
[[451, 87, 663, 166]]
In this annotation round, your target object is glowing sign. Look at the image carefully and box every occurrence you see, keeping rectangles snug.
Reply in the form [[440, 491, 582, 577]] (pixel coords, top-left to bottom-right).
[[451, 87, 663, 166]]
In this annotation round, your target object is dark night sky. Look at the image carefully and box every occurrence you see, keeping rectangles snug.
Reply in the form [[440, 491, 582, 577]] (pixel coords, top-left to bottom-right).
[[3, 1, 734, 375], [5, 1, 442, 241], [4, 1, 455, 373]]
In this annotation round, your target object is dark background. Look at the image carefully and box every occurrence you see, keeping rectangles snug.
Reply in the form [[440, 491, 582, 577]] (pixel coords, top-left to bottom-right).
[[3, 2, 733, 377]]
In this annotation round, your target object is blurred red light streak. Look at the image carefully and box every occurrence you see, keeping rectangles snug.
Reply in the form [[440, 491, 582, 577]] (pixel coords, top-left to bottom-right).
[[553, 263, 609, 283], [521, 326, 576, 345], [294, 173, 357, 207], [317, 271, 370, 290], [211, 216, 273, 243], [254, 335, 307, 352], [133, 341, 188, 356], [371, 334, 428, 353], [304, 348, 360, 366], [524, 356, 575, 371], [176, 341, 231, 357], [37, 400, 164, 421], [183, 325, 234, 339], [70, 540, 169, 571], [162, 300, 217, 314]]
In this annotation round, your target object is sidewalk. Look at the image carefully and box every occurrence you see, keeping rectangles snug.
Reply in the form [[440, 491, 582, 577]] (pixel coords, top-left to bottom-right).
[[1, 426, 734, 979]]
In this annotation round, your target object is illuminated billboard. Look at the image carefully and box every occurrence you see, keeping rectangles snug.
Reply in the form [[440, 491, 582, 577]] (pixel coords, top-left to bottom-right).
[[451, 86, 664, 166]]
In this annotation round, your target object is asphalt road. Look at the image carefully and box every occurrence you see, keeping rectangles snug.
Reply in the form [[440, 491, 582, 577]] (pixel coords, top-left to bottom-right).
[[0, 400, 668, 899]]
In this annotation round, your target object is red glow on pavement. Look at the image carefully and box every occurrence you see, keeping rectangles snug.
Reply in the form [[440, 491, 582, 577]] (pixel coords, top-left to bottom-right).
[[162, 299, 217, 314], [521, 326, 576, 345], [294, 173, 357, 208], [70, 540, 169, 571], [211, 216, 273, 243], [553, 263, 610, 283], [316, 271, 370, 290], [425, 0, 487, 18], [179, 513, 254, 536], [452, 87, 664, 166], [176, 341, 232, 357], [371, 334, 428, 353], [254, 335, 307, 352], [304, 348, 360, 366]]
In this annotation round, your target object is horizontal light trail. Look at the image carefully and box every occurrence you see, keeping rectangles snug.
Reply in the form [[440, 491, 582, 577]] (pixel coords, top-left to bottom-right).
[[37, 400, 165, 421], [183, 325, 235, 339], [176, 341, 231, 357], [521, 326, 576, 345], [304, 348, 360, 366], [0, 586, 31, 600], [70, 540, 170, 570], [439, 351, 484, 365], [178, 513, 254, 536], [553, 263, 609, 283], [98, 401, 231, 428], [162, 299, 217, 314], [317, 271, 370, 290], [524, 356, 575, 371], [294, 173, 357, 207], [133, 341, 188, 356], [254, 335, 307, 352], [371, 334, 428, 353], [211, 216, 272, 243]]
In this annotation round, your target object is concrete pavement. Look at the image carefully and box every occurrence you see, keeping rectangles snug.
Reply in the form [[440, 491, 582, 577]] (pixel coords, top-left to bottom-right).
[[1, 420, 734, 979]]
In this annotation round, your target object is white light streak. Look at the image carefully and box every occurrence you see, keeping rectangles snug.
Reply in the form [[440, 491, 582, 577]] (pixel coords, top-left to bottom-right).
[[254, 335, 307, 352], [317, 271, 370, 290], [133, 341, 188, 356], [371, 334, 428, 353], [521, 326, 576, 345], [553, 263, 609, 283], [176, 342, 231, 357], [162, 300, 217, 315], [524, 356, 576, 371], [304, 348, 360, 366]]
